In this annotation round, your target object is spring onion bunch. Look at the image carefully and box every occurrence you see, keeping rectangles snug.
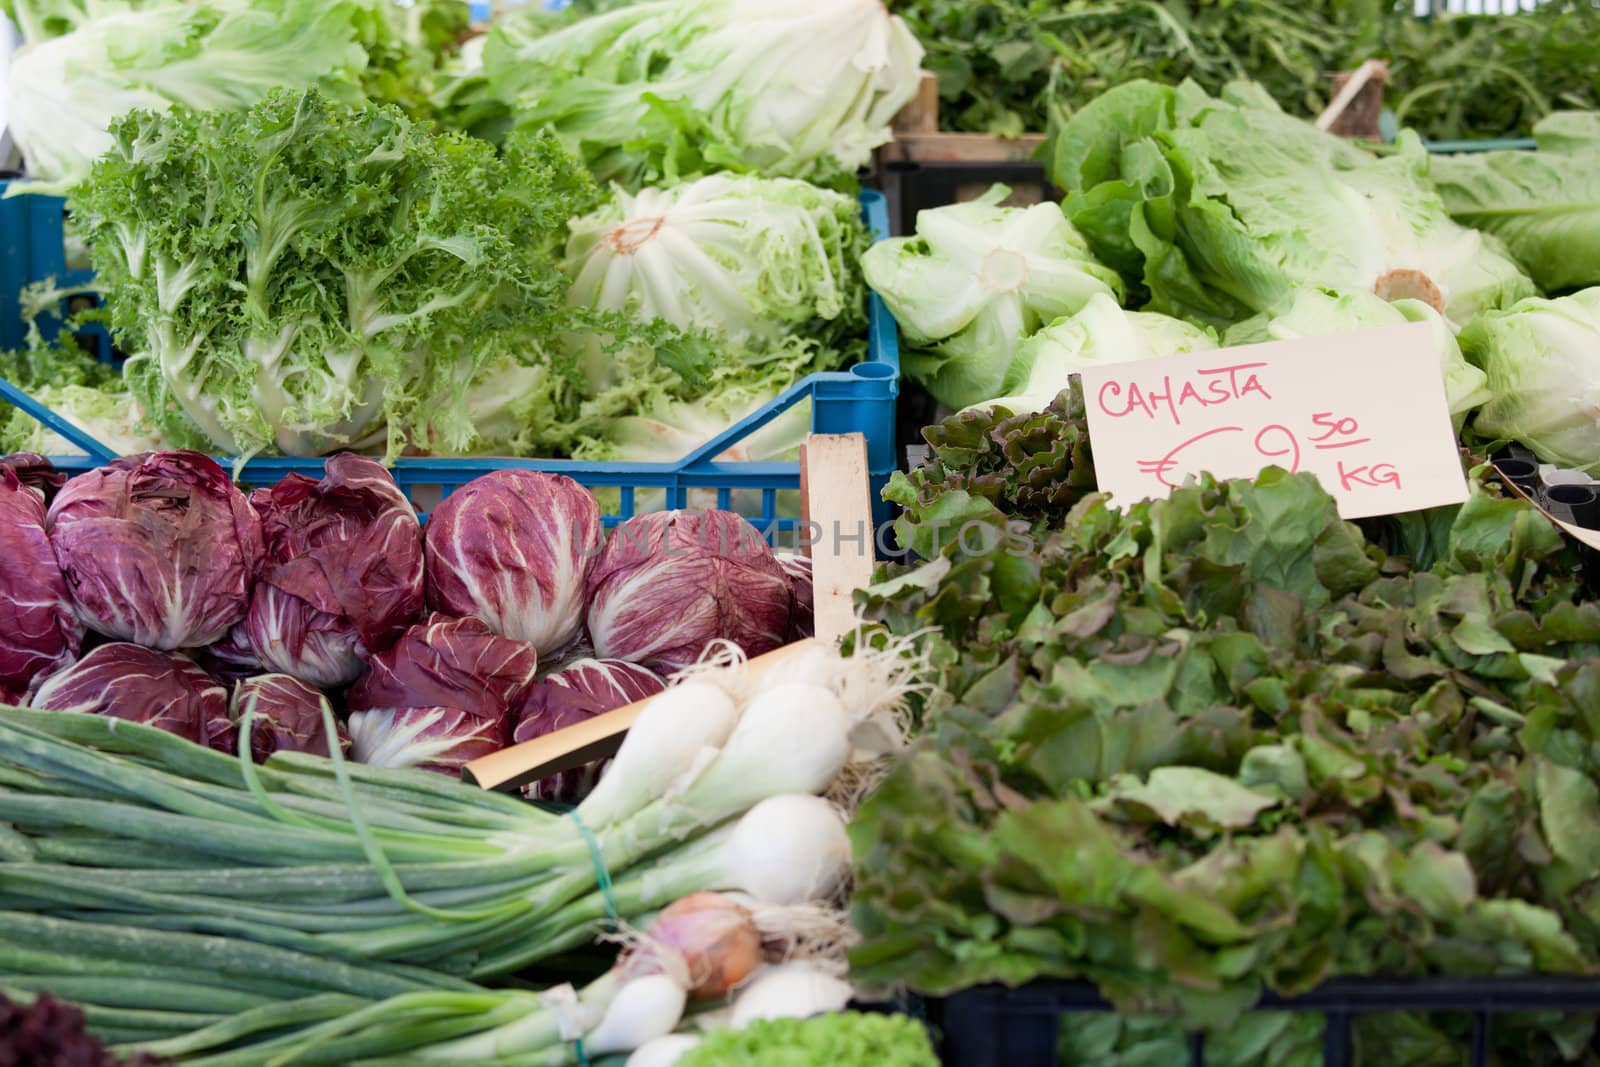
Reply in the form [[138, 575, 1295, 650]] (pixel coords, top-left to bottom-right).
[[108, 891, 854, 1066], [0, 635, 922, 1046]]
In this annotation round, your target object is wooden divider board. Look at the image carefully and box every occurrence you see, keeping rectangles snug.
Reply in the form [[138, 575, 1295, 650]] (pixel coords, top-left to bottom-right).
[[462, 433, 877, 793], [881, 70, 1047, 164]]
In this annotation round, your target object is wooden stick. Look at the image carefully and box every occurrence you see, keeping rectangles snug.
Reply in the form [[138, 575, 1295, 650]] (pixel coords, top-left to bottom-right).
[[891, 72, 940, 134], [461, 640, 825, 791], [1317, 60, 1382, 132], [462, 433, 876, 793]]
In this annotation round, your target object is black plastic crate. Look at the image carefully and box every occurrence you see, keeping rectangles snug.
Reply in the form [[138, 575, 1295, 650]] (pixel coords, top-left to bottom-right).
[[931, 977, 1600, 1067], [880, 159, 1056, 237]]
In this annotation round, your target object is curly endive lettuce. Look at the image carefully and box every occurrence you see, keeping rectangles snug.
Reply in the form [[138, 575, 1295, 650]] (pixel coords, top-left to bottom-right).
[[861, 186, 1124, 411], [3, 0, 373, 195], [1052, 80, 1536, 329], [75, 89, 594, 461], [482, 0, 923, 188]]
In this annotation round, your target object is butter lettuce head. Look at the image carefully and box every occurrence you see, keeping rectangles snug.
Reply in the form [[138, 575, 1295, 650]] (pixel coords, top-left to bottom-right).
[[563, 172, 868, 361], [5, 0, 373, 195], [1462, 288, 1600, 470], [1225, 286, 1492, 425], [483, 0, 923, 188], [862, 185, 1124, 411], [1053, 80, 1537, 330], [971, 292, 1216, 415], [1430, 112, 1600, 293]]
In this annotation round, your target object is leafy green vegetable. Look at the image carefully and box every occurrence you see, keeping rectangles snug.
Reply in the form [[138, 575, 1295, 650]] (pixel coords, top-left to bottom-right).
[[883, 383, 1097, 559], [482, 0, 924, 189], [883, 0, 1376, 139], [850, 460, 1600, 1045], [352, 0, 474, 122], [75, 88, 598, 461], [558, 172, 867, 481], [1224, 286, 1491, 426], [0, 315, 151, 456], [1059, 1012, 1327, 1067], [981, 292, 1216, 414], [563, 173, 869, 380], [1051, 80, 1537, 329], [1460, 288, 1600, 471], [860, 185, 1122, 410], [4, 0, 375, 195], [1530, 110, 1600, 154], [0, 384, 164, 457], [676, 1013, 939, 1067], [1430, 115, 1600, 293], [571, 351, 814, 517], [1381, 1, 1600, 143], [883, 0, 1598, 143]]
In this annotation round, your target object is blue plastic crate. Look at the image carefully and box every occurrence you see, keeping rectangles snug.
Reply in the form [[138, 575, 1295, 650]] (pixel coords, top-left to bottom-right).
[[0, 191, 900, 549], [0, 184, 114, 362]]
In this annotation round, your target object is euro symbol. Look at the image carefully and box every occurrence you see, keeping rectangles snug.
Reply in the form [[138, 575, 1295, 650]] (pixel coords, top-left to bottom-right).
[[1135, 426, 1245, 489]]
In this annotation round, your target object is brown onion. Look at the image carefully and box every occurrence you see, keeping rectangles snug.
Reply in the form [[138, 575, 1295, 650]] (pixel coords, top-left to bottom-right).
[[625, 892, 763, 999]]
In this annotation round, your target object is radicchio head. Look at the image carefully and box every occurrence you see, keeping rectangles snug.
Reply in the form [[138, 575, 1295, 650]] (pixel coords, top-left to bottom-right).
[[243, 455, 424, 688], [30, 643, 230, 748], [775, 552, 814, 640], [230, 673, 347, 762], [345, 613, 540, 775], [585, 510, 792, 673], [46, 451, 262, 650], [424, 471, 601, 656], [0, 455, 81, 704], [513, 658, 665, 802]]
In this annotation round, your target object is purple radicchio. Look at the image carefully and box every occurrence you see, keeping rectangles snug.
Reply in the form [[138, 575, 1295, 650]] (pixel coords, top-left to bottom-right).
[[345, 613, 540, 775], [775, 552, 815, 640], [585, 509, 793, 673], [243, 455, 424, 688], [424, 470, 601, 656], [0, 456, 82, 704], [46, 451, 263, 650], [0, 453, 67, 500], [346, 706, 506, 776], [195, 626, 265, 684], [230, 673, 347, 763], [30, 643, 231, 748], [513, 658, 665, 802]]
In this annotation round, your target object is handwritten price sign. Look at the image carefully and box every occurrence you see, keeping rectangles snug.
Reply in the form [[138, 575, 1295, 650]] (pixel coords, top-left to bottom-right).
[[1079, 322, 1469, 519]]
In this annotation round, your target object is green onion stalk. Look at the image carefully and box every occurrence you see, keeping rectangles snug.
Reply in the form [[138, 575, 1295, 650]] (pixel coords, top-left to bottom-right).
[[0, 637, 918, 1040], [124, 890, 839, 1067]]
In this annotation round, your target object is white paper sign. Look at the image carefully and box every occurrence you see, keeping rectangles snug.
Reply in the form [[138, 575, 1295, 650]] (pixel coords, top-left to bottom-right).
[[1078, 322, 1470, 519]]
